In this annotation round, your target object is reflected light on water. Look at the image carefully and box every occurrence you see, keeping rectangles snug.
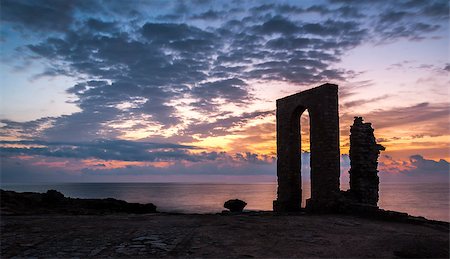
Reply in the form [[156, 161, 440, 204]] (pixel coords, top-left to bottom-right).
[[1, 182, 448, 221]]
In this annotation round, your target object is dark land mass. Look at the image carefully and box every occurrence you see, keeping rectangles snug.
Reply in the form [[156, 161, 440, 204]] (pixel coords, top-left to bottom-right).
[[1, 190, 449, 258], [1, 189, 156, 215]]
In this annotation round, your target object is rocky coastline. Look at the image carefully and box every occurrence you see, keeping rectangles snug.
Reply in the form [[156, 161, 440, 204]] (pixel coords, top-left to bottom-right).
[[1, 189, 449, 258], [1, 189, 157, 215]]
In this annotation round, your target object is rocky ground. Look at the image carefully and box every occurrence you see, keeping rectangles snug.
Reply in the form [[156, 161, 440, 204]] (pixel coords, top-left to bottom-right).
[[1, 212, 448, 258]]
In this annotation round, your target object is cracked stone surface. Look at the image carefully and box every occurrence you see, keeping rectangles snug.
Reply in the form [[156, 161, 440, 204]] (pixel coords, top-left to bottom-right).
[[1, 213, 448, 258]]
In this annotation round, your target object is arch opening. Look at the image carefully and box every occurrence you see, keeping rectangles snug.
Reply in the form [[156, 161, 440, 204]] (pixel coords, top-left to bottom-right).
[[300, 109, 311, 208]]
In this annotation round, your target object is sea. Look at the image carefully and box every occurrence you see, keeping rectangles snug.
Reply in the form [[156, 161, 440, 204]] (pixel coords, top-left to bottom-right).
[[1, 182, 448, 222]]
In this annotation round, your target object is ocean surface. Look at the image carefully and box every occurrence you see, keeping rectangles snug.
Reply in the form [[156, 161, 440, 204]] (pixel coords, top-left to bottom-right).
[[1, 182, 448, 222]]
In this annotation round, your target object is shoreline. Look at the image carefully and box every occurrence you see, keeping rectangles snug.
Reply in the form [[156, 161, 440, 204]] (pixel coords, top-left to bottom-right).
[[1, 189, 449, 258], [2, 182, 448, 222], [2, 189, 448, 225]]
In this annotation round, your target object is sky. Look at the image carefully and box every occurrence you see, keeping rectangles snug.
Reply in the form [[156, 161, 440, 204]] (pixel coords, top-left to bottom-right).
[[0, 0, 449, 184]]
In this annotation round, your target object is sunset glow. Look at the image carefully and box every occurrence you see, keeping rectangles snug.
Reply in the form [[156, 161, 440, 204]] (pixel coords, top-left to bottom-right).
[[0, 0, 448, 183]]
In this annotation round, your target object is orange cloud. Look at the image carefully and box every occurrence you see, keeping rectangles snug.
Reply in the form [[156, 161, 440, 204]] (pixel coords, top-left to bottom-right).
[[81, 159, 174, 169]]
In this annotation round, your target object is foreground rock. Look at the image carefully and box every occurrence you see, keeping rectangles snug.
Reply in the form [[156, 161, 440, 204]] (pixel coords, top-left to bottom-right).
[[1, 189, 157, 215], [1, 213, 448, 258], [224, 199, 247, 212]]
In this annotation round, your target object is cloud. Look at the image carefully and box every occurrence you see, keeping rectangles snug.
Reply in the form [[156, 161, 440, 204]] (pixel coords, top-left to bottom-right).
[[1, 139, 447, 183], [1, 156, 77, 182], [191, 10, 222, 20], [5, 150, 446, 183], [0, 147, 277, 183], [0, 139, 194, 149], [342, 94, 390, 108], [1, 0, 77, 32], [336, 6, 364, 18], [444, 64, 450, 71], [302, 20, 364, 37], [0, 0, 173, 33], [85, 18, 117, 32], [1, 0, 448, 184], [339, 102, 450, 139], [257, 16, 300, 35], [0, 139, 277, 165], [363, 102, 448, 131], [379, 155, 449, 181], [371, 1, 447, 41], [1, 147, 277, 183], [0, 139, 199, 162], [191, 78, 250, 111], [407, 155, 449, 175], [184, 110, 273, 138], [80, 156, 276, 179], [141, 22, 214, 42], [0, 117, 55, 140], [10, 5, 372, 143], [421, 1, 449, 19]]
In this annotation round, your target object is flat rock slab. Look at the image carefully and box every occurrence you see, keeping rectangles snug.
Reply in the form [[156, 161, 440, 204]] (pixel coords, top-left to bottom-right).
[[1, 213, 448, 258]]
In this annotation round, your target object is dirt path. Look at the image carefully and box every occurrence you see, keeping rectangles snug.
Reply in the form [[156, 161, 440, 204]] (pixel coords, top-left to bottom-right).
[[1, 213, 448, 258]]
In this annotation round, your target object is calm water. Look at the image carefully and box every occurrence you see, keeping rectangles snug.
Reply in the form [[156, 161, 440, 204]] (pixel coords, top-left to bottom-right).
[[1, 182, 448, 221]]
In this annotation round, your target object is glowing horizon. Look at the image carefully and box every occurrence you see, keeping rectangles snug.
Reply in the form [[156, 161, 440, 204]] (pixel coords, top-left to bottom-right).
[[0, 0, 448, 183]]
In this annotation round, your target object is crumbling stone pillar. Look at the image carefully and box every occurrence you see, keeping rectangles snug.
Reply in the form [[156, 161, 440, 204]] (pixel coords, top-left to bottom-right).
[[348, 117, 385, 206], [274, 84, 340, 212]]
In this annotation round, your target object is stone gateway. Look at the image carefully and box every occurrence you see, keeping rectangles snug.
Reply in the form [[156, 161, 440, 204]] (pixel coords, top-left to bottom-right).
[[273, 83, 340, 212], [273, 83, 385, 213]]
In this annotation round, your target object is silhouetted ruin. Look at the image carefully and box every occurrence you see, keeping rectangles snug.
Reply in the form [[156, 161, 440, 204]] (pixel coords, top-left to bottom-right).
[[274, 83, 385, 212], [274, 84, 340, 212], [348, 117, 385, 206]]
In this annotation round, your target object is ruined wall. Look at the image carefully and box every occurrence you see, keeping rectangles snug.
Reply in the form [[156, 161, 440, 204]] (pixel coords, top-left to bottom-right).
[[348, 117, 385, 206]]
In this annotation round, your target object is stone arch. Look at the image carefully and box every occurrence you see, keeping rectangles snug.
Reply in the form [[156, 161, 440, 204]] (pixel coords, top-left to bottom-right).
[[273, 83, 340, 212]]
